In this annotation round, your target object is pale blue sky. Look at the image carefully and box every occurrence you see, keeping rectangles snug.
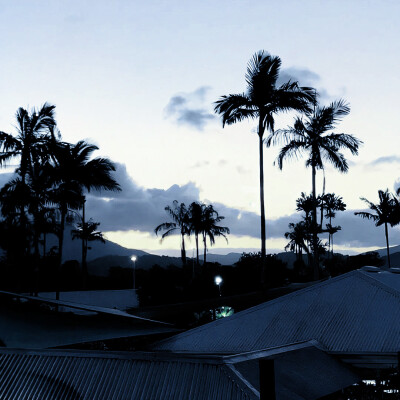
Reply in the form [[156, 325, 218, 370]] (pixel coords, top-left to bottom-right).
[[1, 1, 400, 255]]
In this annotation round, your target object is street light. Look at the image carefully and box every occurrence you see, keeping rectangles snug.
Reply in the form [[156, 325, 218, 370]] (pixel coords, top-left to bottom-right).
[[215, 275, 223, 297], [131, 255, 137, 290]]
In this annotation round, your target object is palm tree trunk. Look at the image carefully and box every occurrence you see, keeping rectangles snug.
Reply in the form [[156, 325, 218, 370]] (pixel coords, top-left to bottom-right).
[[195, 233, 199, 267], [181, 233, 186, 266], [43, 232, 46, 258], [81, 199, 87, 288], [258, 124, 266, 283], [57, 205, 67, 301], [203, 233, 207, 265], [312, 163, 319, 280], [329, 216, 333, 257], [385, 222, 391, 269]]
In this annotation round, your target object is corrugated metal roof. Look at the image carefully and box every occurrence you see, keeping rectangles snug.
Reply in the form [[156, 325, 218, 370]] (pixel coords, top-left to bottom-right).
[[0, 349, 258, 400], [153, 270, 400, 354], [0, 292, 178, 349], [0, 290, 170, 325]]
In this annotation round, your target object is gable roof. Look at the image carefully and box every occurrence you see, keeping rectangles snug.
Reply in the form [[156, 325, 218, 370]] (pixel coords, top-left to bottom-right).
[[153, 270, 400, 354], [0, 348, 257, 400], [0, 291, 177, 349]]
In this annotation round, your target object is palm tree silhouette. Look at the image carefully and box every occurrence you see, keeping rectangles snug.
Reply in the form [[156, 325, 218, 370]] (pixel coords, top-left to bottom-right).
[[355, 189, 399, 269], [284, 221, 310, 262], [0, 103, 56, 183], [201, 204, 230, 265], [323, 193, 346, 254], [0, 104, 56, 255], [188, 202, 204, 267], [268, 98, 361, 279], [48, 140, 120, 297], [72, 219, 105, 284], [214, 50, 314, 278], [155, 200, 190, 266]]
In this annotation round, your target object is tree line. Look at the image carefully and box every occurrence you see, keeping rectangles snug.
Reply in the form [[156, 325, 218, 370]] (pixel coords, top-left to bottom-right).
[[0, 103, 120, 295]]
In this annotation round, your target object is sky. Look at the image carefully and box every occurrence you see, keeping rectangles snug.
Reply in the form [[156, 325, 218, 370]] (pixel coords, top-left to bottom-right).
[[1, 1, 400, 256]]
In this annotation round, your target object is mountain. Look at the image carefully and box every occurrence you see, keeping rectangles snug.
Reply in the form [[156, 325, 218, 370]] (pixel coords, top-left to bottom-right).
[[372, 245, 400, 257], [88, 254, 184, 277], [45, 225, 148, 262], [199, 253, 242, 265]]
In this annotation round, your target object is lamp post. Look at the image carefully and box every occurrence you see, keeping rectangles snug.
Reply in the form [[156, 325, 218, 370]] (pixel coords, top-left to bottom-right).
[[131, 255, 137, 290], [215, 275, 222, 297]]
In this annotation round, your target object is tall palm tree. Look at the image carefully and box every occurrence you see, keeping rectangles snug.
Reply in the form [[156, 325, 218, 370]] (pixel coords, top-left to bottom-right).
[[201, 204, 230, 265], [0, 103, 56, 255], [268, 98, 361, 279], [0, 103, 56, 183], [188, 201, 204, 267], [214, 50, 314, 276], [47, 140, 120, 297], [155, 200, 190, 266], [355, 190, 399, 269]]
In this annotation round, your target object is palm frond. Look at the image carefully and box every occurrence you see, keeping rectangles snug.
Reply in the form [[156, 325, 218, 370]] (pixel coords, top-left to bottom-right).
[[214, 94, 257, 127], [276, 140, 307, 169]]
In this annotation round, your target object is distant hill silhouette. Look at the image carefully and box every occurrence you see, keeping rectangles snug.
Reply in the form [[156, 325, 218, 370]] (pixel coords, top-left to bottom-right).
[[45, 225, 148, 262], [371, 245, 400, 257], [88, 254, 185, 277]]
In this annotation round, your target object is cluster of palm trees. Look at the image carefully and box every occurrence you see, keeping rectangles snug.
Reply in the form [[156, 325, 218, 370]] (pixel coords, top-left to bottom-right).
[[285, 192, 346, 264], [155, 200, 230, 269], [214, 50, 361, 280], [355, 189, 400, 269], [0, 103, 120, 294]]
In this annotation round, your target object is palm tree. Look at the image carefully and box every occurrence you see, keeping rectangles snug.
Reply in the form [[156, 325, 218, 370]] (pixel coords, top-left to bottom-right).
[[72, 219, 105, 284], [155, 200, 190, 266], [355, 190, 399, 269], [284, 221, 310, 261], [0, 103, 56, 183], [47, 140, 120, 297], [214, 50, 314, 276], [188, 202, 204, 267], [0, 104, 56, 255], [325, 224, 341, 255], [268, 98, 361, 279], [201, 204, 230, 265], [296, 192, 317, 224], [323, 193, 346, 254]]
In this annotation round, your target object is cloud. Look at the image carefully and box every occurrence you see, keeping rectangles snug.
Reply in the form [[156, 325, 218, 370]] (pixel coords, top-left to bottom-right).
[[236, 165, 250, 175], [369, 155, 400, 166], [0, 167, 392, 251], [165, 86, 216, 130], [190, 161, 210, 169], [277, 67, 330, 101], [86, 163, 201, 232]]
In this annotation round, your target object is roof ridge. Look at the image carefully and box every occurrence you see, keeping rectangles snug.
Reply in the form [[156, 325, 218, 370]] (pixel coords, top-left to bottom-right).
[[153, 271, 361, 346], [356, 270, 400, 298]]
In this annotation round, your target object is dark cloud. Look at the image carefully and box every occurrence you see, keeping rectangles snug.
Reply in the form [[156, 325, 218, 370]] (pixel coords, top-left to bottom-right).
[[0, 167, 392, 250], [277, 67, 330, 101], [369, 156, 400, 166], [86, 163, 200, 232], [165, 86, 216, 131]]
